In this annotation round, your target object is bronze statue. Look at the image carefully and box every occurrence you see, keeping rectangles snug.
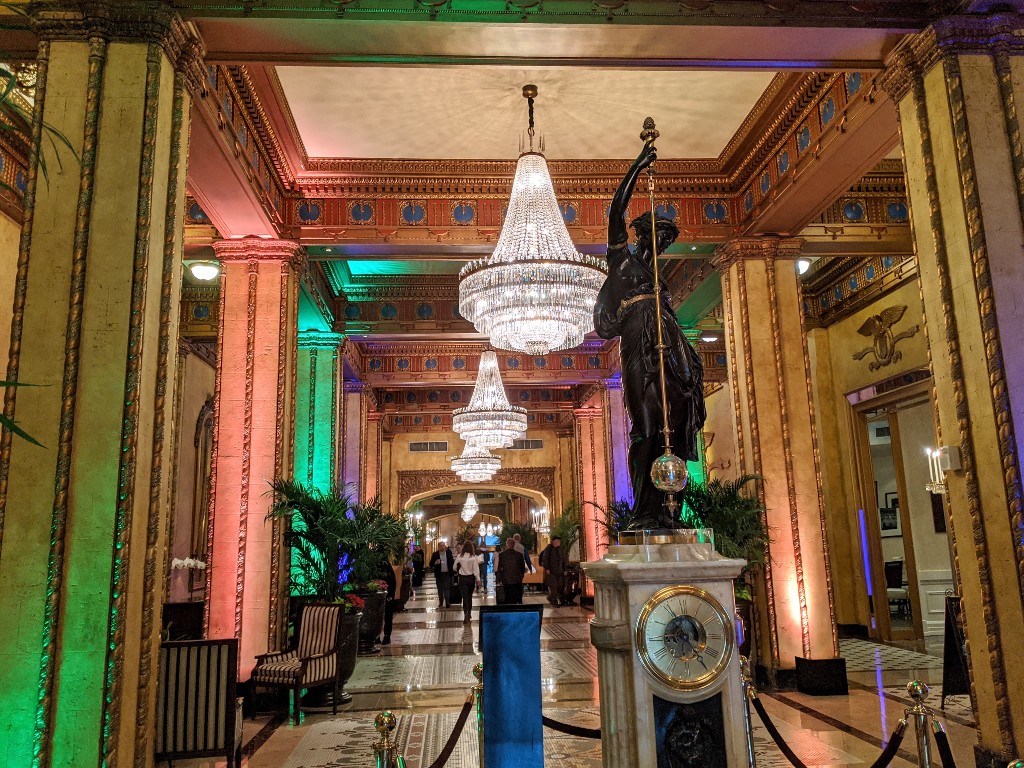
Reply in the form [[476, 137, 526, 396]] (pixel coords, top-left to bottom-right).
[[594, 143, 706, 529]]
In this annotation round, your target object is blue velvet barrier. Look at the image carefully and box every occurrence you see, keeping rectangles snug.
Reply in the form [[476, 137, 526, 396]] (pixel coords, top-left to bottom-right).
[[480, 604, 545, 768]]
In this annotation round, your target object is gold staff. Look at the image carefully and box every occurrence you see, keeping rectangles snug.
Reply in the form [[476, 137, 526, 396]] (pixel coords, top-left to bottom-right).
[[641, 117, 687, 516]]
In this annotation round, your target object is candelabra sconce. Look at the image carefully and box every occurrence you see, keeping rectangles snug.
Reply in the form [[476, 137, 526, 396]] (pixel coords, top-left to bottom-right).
[[531, 507, 550, 535], [925, 446, 960, 495]]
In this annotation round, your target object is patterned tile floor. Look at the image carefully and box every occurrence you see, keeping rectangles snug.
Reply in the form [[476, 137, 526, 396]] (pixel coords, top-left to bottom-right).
[[169, 582, 982, 768]]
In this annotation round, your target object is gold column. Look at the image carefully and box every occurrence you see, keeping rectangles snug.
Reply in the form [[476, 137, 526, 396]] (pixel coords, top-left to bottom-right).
[[0, 3, 203, 765], [882, 15, 1024, 760], [714, 237, 838, 677]]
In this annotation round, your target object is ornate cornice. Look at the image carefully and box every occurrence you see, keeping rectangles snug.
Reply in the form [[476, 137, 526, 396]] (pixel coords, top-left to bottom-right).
[[28, 1, 206, 77], [213, 236, 305, 265], [712, 235, 805, 271], [230, 65, 298, 185], [297, 330, 344, 349]]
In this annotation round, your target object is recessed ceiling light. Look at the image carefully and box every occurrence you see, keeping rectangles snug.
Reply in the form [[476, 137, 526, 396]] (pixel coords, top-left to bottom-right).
[[691, 245, 698, 251], [188, 260, 221, 281], [700, 333, 718, 343], [797, 258, 811, 275]]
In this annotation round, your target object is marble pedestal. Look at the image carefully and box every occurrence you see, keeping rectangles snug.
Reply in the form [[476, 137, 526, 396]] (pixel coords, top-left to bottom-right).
[[582, 544, 748, 768]]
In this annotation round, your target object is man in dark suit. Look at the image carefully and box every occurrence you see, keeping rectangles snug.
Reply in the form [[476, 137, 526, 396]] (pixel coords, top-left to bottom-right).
[[496, 538, 526, 605], [428, 542, 455, 609], [539, 536, 567, 606]]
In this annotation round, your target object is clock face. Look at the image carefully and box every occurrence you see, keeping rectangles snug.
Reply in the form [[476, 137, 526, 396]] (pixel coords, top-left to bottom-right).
[[636, 585, 734, 690]]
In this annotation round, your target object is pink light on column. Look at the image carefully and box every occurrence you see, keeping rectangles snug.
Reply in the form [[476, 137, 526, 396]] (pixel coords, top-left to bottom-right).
[[207, 238, 301, 678]]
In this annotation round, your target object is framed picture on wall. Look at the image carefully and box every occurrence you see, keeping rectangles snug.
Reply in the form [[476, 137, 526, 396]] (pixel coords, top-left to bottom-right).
[[884, 492, 899, 511], [879, 506, 902, 537]]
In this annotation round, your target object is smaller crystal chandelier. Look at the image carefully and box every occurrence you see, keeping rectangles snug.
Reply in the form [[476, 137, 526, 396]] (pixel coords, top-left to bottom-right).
[[478, 521, 496, 537], [451, 443, 501, 482], [461, 492, 480, 523], [453, 350, 527, 450]]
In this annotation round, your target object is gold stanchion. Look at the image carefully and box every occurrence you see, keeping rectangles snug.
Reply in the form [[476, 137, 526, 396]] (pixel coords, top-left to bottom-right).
[[740, 657, 757, 768], [473, 662, 485, 768], [373, 710, 400, 768], [906, 681, 933, 768]]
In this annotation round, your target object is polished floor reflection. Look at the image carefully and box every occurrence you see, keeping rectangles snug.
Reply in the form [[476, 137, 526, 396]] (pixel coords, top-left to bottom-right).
[[171, 580, 980, 767]]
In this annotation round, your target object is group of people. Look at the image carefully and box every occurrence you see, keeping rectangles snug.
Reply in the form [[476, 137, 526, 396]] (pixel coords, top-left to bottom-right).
[[427, 533, 573, 621]]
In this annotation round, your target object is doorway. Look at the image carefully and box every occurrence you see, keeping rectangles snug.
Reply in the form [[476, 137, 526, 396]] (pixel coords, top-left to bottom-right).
[[850, 381, 955, 643]]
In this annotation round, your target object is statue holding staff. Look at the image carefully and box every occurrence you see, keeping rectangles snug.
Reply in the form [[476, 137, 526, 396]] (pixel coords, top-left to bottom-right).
[[593, 133, 706, 530]]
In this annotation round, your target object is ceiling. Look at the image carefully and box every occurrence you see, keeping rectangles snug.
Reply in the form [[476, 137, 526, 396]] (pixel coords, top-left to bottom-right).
[[275, 65, 777, 160]]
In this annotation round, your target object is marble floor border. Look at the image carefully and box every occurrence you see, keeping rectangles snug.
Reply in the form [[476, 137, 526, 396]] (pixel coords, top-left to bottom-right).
[[846, 679, 976, 729]]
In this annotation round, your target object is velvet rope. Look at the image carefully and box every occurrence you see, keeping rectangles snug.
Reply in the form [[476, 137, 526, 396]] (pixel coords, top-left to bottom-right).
[[868, 719, 907, 768], [541, 715, 602, 739], [425, 695, 475, 768], [932, 725, 958, 768]]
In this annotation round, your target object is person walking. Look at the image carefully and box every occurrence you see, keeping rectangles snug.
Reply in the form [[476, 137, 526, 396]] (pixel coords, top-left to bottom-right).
[[429, 542, 455, 609], [411, 546, 425, 589], [380, 559, 398, 646], [539, 536, 567, 606], [454, 540, 483, 623], [513, 533, 534, 572], [496, 538, 527, 605]]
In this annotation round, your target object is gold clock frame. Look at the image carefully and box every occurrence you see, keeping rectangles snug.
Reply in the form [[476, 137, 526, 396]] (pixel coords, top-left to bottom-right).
[[635, 584, 736, 691]]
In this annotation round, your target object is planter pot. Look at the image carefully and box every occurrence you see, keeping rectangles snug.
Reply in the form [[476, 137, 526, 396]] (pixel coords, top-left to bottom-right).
[[356, 591, 387, 655], [301, 611, 361, 710]]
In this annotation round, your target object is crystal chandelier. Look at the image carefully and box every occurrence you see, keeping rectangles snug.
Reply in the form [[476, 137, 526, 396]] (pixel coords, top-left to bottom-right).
[[451, 443, 501, 482], [461, 492, 480, 523], [452, 350, 527, 450], [459, 85, 606, 356]]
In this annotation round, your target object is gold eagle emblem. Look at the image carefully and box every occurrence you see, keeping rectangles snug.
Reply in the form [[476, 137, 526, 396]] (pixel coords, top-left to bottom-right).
[[852, 305, 919, 371]]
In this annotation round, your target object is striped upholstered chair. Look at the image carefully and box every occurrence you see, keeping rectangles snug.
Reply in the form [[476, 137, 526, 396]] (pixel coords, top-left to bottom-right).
[[251, 603, 345, 724], [155, 639, 241, 768]]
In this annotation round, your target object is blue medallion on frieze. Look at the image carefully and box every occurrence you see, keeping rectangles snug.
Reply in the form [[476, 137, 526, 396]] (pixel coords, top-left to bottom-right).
[[797, 125, 812, 154], [703, 200, 727, 224], [413, 416, 423, 425], [298, 200, 322, 224], [192, 304, 210, 320], [534, 357, 547, 368], [417, 303, 435, 320], [453, 357, 466, 370], [744, 190, 755, 213], [425, 358, 438, 370], [541, 390, 552, 401], [760, 172, 771, 196], [452, 202, 476, 225], [846, 72, 863, 97], [401, 201, 426, 225], [588, 355, 601, 368], [406, 392, 417, 403], [432, 416, 442, 425], [380, 303, 398, 320], [887, 201, 909, 223], [15, 170, 26, 195], [777, 150, 790, 176], [560, 203, 577, 224], [507, 357, 521, 369], [842, 200, 865, 222], [450, 391, 462, 402], [428, 391, 440, 402], [188, 202, 209, 224], [820, 96, 836, 126], [655, 203, 678, 222], [345, 304, 361, 320], [369, 358, 383, 371], [560, 355, 574, 369], [397, 358, 410, 371], [866, 265, 876, 281], [350, 201, 373, 223], [519, 391, 530, 402]]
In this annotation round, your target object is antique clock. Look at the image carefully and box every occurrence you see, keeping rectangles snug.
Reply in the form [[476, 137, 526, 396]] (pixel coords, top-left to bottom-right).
[[636, 585, 735, 691], [582, 551, 749, 768]]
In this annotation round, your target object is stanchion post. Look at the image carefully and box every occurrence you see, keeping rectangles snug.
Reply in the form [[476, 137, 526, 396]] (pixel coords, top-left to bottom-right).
[[373, 710, 399, 768], [1008, 761, 1023, 768], [474, 662, 485, 768], [907, 681, 932, 768], [740, 656, 757, 768]]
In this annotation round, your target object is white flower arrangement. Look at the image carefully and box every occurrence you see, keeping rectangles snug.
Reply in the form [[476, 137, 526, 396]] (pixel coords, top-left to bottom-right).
[[171, 557, 207, 571]]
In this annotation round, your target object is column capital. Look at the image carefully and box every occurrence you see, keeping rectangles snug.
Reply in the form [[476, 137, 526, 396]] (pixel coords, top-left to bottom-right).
[[882, 13, 1024, 102], [29, 1, 206, 76], [297, 330, 345, 350], [712, 236, 804, 272], [573, 406, 602, 421], [602, 377, 623, 392], [213, 237, 305, 267]]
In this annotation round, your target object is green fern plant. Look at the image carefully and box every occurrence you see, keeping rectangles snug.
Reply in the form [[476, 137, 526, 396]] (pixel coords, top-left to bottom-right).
[[549, 499, 582, 554], [586, 498, 636, 541]]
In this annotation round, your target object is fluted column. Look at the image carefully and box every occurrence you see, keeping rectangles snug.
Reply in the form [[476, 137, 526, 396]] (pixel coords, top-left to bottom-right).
[[339, 380, 365, 498], [206, 238, 301, 678], [574, 393, 613, 565], [714, 236, 837, 675], [294, 331, 343, 492], [603, 378, 632, 507], [882, 16, 1024, 759], [0, 4, 202, 764], [364, 410, 383, 502]]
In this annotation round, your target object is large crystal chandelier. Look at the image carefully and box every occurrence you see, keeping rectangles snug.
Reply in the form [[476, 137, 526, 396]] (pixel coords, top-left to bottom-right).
[[459, 85, 606, 356], [452, 350, 527, 450], [451, 443, 501, 482], [461, 492, 480, 523]]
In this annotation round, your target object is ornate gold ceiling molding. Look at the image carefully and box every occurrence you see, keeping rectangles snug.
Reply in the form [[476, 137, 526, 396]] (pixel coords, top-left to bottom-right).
[[230, 65, 299, 186], [802, 253, 917, 328]]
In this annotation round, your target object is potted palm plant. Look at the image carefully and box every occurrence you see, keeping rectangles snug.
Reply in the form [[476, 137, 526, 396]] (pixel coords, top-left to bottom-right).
[[678, 474, 769, 657]]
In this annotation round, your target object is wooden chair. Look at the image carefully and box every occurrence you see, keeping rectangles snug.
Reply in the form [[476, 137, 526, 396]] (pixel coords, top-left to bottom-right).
[[251, 603, 346, 724], [885, 560, 911, 618], [155, 638, 241, 768]]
